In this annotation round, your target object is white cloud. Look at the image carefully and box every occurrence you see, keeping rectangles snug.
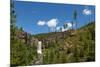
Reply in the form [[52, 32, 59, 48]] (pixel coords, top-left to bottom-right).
[[62, 28, 67, 32], [62, 23, 72, 31], [46, 18, 58, 31], [37, 18, 58, 31], [83, 9, 92, 15], [37, 20, 46, 26], [47, 18, 58, 28], [37, 19, 73, 32], [67, 23, 72, 28]]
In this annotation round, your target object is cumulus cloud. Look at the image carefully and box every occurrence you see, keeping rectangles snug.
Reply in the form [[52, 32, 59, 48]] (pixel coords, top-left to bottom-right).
[[63, 22, 72, 31], [37, 18, 58, 31], [37, 19, 73, 32], [47, 18, 58, 28], [37, 18, 58, 27], [67, 23, 72, 28], [46, 18, 58, 31], [37, 20, 46, 26], [83, 9, 92, 15]]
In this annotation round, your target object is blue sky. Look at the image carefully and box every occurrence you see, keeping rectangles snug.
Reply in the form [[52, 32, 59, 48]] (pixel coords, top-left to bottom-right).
[[13, 1, 95, 34]]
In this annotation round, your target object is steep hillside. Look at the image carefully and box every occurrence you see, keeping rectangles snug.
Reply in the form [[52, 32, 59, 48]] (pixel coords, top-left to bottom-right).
[[34, 22, 95, 64], [11, 22, 95, 66]]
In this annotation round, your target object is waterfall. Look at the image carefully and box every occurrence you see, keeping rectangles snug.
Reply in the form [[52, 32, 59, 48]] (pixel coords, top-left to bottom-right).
[[37, 41, 42, 54], [35, 41, 43, 64]]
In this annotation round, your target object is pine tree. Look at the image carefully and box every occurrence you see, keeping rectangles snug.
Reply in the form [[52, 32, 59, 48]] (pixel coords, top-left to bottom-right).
[[63, 23, 68, 29], [73, 10, 77, 30], [11, 1, 16, 37]]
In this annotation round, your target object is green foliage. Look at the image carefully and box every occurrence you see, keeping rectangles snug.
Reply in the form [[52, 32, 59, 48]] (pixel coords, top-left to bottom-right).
[[10, 2, 37, 66], [11, 21, 95, 66], [11, 38, 37, 66], [35, 22, 95, 64]]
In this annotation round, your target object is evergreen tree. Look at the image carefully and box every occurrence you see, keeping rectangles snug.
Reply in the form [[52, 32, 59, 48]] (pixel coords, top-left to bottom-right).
[[73, 10, 77, 30], [11, 1, 16, 38], [63, 23, 68, 29]]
